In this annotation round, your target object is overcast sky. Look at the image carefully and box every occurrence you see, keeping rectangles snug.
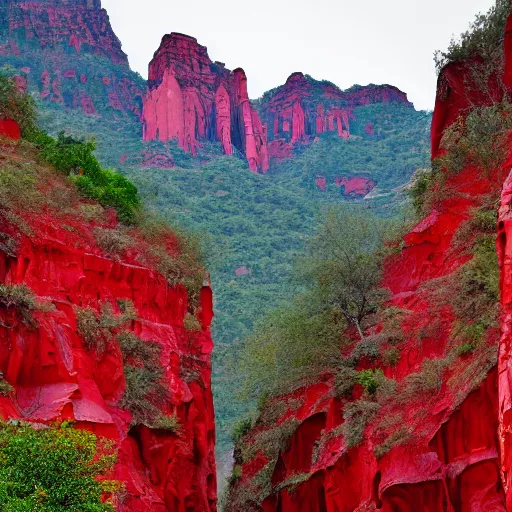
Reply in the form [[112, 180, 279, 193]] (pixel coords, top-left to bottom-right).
[[102, 0, 496, 111]]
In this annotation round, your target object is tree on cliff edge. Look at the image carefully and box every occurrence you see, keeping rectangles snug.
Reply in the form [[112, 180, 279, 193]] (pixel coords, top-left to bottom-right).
[[300, 206, 392, 340]]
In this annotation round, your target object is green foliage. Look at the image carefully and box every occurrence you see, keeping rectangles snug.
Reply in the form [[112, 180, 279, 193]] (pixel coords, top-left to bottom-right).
[[434, 0, 511, 71], [437, 102, 512, 176], [116, 331, 167, 426], [374, 426, 412, 459], [408, 168, 438, 217], [238, 295, 346, 401], [75, 301, 135, 354], [231, 417, 254, 444], [0, 73, 36, 136], [298, 206, 394, 339], [183, 312, 202, 332], [405, 358, 448, 395], [29, 131, 140, 223], [342, 400, 381, 448], [240, 419, 300, 465], [230, 465, 243, 485], [383, 348, 401, 366], [0, 422, 118, 511], [0, 378, 14, 396], [449, 232, 499, 340], [333, 365, 358, 398], [0, 284, 38, 328], [150, 414, 181, 433], [356, 369, 384, 395]]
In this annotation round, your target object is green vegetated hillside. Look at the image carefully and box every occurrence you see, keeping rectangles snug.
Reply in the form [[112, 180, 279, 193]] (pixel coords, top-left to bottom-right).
[[271, 103, 431, 203]]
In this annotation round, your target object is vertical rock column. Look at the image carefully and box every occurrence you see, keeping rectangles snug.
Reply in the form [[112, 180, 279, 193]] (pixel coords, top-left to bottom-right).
[[498, 170, 512, 509]]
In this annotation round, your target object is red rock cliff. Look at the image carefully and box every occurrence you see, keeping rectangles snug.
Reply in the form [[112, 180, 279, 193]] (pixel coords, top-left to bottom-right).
[[228, 12, 512, 512], [142, 33, 269, 173], [0, 0, 144, 117], [256, 72, 413, 163], [0, 144, 217, 510]]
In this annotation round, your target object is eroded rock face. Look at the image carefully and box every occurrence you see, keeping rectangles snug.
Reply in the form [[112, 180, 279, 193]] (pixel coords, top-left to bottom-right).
[[0, 0, 144, 117], [228, 13, 512, 512], [142, 33, 269, 173], [0, 186, 217, 510], [256, 72, 413, 163]]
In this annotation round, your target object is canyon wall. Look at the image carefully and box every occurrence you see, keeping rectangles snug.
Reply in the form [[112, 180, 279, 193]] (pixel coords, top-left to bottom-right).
[[227, 11, 512, 512], [255, 72, 414, 163], [142, 33, 269, 173], [0, 139, 217, 510]]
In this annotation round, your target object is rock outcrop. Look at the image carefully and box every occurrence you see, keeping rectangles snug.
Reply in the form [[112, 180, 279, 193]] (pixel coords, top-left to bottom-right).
[[0, 138, 217, 510], [256, 72, 414, 163], [0, 0, 144, 118], [227, 10, 512, 512], [142, 33, 269, 173]]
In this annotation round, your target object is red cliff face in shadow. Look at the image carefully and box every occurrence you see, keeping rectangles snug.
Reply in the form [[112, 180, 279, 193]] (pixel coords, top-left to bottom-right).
[[228, 12, 512, 512], [257, 72, 413, 163], [0, 143, 217, 510], [142, 33, 269, 173]]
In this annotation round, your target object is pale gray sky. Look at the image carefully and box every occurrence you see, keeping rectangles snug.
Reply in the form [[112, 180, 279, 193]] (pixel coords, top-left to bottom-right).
[[102, 0, 496, 111]]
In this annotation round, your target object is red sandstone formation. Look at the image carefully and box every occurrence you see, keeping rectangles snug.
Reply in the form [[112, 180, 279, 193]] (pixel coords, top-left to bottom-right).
[[335, 176, 375, 197], [314, 176, 375, 197], [142, 33, 269, 173], [257, 72, 413, 163], [228, 11, 512, 512], [5, 0, 128, 65], [0, 150, 217, 510], [0, 0, 144, 117]]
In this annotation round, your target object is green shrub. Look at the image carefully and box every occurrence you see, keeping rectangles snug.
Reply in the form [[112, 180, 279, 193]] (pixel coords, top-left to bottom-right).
[[436, 102, 512, 177], [0, 74, 36, 136], [355, 369, 384, 395], [0, 284, 38, 328], [0, 422, 118, 511], [183, 312, 201, 331], [116, 331, 167, 426], [231, 417, 254, 444], [342, 400, 380, 448], [374, 426, 412, 459], [151, 414, 181, 432], [0, 377, 14, 396], [241, 419, 300, 464], [230, 464, 243, 484], [383, 348, 401, 366], [405, 358, 449, 395], [93, 227, 132, 257], [29, 131, 140, 223], [333, 365, 358, 397], [451, 234, 499, 327], [75, 301, 135, 354], [434, 0, 511, 71], [408, 168, 438, 217]]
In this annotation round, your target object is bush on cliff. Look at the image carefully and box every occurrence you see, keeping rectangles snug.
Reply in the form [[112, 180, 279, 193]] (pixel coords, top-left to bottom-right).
[[0, 284, 38, 328], [0, 74, 36, 136], [29, 131, 140, 223], [0, 422, 119, 511], [434, 0, 511, 71]]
